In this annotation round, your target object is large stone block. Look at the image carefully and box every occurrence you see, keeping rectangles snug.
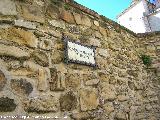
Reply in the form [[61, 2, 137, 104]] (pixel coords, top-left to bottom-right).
[[0, 0, 17, 15], [49, 20, 66, 29], [73, 13, 82, 25], [81, 15, 92, 27], [0, 97, 17, 112], [0, 28, 38, 48], [79, 88, 99, 111], [0, 70, 7, 91], [10, 78, 33, 96], [0, 44, 30, 59], [24, 95, 59, 113], [59, 91, 77, 111]]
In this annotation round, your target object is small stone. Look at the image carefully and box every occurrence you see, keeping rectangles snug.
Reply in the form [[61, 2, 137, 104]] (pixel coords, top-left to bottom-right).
[[60, 91, 77, 111], [85, 79, 100, 86], [147, 45, 156, 51], [94, 20, 99, 26], [49, 20, 65, 29], [98, 48, 110, 58], [0, 97, 16, 112], [51, 50, 64, 64], [0, 44, 30, 59], [37, 68, 48, 91], [81, 15, 92, 27], [60, 10, 75, 24], [71, 112, 90, 120], [117, 95, 129, 102], [89, 38, 101, 47], [104, 102, 114, 114], [73, 13, 82, 25], [101, 83, 117, 101], [115, 111, 127, 120], [11, 78, 33, 96], [95, 31, 102, 38], [99, 27, 107, 36], [39, 38, 53, 50], [0, 70, 7, 91], [14, 20, 37, 29], [80, 88, 99, 111], [24, 95, 59, 113], [32, 50, 49, 67], [0, 0, 17, 15]]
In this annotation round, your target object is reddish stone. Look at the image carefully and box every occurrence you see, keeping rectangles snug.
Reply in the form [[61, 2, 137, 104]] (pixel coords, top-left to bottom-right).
[[60, 10, 75, 24]]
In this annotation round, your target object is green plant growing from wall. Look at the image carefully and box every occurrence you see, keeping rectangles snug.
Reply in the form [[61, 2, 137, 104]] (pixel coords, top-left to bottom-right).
[[140, 54, 152, 67]]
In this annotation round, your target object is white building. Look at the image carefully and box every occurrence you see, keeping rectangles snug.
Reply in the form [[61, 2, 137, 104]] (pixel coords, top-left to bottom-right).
[[117, 0, 160, 33]]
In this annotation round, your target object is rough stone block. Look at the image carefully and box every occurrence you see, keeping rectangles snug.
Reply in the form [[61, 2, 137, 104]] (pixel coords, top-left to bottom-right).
[[49, 20, 66, 29], [71, 112, 90, 120], [117, 95, 129, 102], [24, 95, 59, 113], [101, 83, 117, 101], [50, 68, 66, 91], [60, 10, 75, 24], [73, 13, 82, 25], [39, 38, 53, 50], [85, 79, 100, 86], [97, 48, 110, 58], [115, 111, 127, 120], [32, 50, 49, 67], [0, 0, 17, 15], [14, 20, 37, 29], [79, 88, 99, 111], [94, 20, 99, 26], [81, 15, 92, 27], [37, 68, 48, 91], [89, 38, 101, 47], [0, 97, 16, 112], [11, 78, 33, 96], [0, 70, 7, 91], [60, 91, 77, 111], [0, 44, 30, 59], [104, 102, 114, 114]]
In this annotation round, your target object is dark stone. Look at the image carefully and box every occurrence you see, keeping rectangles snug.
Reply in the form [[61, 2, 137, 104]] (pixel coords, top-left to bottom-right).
[[32, 50, 49, 67], [60, 91, 77, 111], [0, 70, 7, 91], [0, 97, 16, 112], [11, 78, 33, 95]]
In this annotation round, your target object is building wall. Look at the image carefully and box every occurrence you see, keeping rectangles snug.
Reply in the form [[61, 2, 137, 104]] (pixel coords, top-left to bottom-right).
[[148, 10, 160, 31], [0, 0, 159, 120], [118, 0, 149, 33]]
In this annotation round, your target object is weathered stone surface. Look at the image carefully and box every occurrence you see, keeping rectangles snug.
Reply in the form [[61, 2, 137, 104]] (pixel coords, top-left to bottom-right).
[[14, 20, 37, 29], [60, 91, 77, 111], [85, 79, 100, 86], [79, 88, 99, 111], [89, 38, 101, 47], [0, 44, 30, 59], [0, 97, 17, 112], [32, 50, 49, 67], [50, 68, 65, 91], [51, 50, 64, 64], [73, 13, 82, 25], [97, 48, 110, 58], [81, 15, 92, 27], [101, 83, 117, 101], [95, 31, 102, 38], [99, 27, 107, 37], [11, 78, 33, 96], [37, 68, 48, 91], [71, 112, 90, 120], [0, 28, 38, 48], [21, 5, 45, 23], [0, 70, 7, 91], [60, 10, 75, 24], [104, 102, 114, 114], [49, 20, 65, 29], [24, 95, 59, 113], [65, 72, 81, 89], [0, 0, 17, 15], [117, 95, 129, 102], [115, 111, 127, 120]]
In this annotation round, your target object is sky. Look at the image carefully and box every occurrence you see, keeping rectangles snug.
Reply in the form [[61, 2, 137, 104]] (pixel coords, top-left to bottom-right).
[[74, 0, 132, 21]]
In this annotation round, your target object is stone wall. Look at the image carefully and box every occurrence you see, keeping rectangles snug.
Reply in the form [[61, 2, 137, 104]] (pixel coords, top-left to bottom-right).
[[0, 0, 159, 120]]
